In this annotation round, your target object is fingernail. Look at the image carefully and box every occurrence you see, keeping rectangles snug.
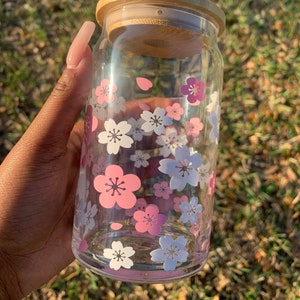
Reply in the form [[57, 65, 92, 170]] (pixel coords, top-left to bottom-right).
[[66, 21, 95, 69]]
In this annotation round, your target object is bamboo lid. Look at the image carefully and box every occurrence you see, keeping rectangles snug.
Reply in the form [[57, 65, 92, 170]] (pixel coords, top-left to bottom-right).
[[95, 0, 225, 58]]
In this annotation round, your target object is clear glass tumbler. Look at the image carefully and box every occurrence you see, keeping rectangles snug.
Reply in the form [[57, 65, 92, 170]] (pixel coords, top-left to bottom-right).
[[72, 0, 225, 283]]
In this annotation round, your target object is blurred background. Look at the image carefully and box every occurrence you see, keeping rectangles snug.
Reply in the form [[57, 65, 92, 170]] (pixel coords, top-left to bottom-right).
[[1, 0, 299, 299]]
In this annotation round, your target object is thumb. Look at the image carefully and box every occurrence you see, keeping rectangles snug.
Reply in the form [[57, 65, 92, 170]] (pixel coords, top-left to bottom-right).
[[23, 22, 95, 155]]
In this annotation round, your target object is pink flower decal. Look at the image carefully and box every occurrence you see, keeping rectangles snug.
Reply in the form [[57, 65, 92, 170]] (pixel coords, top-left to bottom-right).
[[94, 165, 141, 209], [186, 117, 204, 137], [95, 78, 117, 104], [173, 195, 188, 212], [110, 222, 123, 230], [79, 240, 88, 251], [136, 77, 153, 91], [154, 181, 172, 200], [166, 103, 184, 120], [133, 204, 167, 235], [208, 171, 216, 195], [181, 77, 205, 104]]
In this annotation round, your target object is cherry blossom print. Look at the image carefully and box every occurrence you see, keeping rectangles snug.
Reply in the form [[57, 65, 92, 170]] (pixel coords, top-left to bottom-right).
[[92, 156, 107, 176], [208, 171, 216, 195], [93, 102, 108, 120], [103, 241, 135, 270], [125, 198, 147, 217], [133, 204, 167, 235], [186, 117, 204, 137], [139, 103, 151, 111], [150, 235, 188, 271], [112, 96, 126, 114], [166, 103, 184, 120], [110, 222, 123, 230], [74, 199, 97, 233], [189, 214, 203, 237], [156, 127, 187, 157], [158, 146, 202, 191], [173, 195, 188, 212], [94, 165, 141, 209], [152, 195, 174, 214], [95, 78, 117, 104], [198, 161, 211, 189], [79, 239, 89, 251], [141, 107, 172, 135], [98, 119, 134, 155], [179, 196, 203, 224], [130, 150, 151, 168], [153, 181, 172, 200], [136, 77, 153, 91], [127, 117, 152, 141], [208, 105, 220, 144], [180, 77, 205, 104], [206, 91, 219, 113]]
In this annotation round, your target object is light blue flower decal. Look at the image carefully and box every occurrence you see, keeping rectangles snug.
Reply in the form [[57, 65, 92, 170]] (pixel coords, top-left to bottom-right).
[[150, 235, 188, 271], [158, 146, 202, 191], [179, 196, 203, 224]]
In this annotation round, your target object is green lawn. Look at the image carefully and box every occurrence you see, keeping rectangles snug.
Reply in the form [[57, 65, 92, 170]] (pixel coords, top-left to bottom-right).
[[1, 0, 299, 299]]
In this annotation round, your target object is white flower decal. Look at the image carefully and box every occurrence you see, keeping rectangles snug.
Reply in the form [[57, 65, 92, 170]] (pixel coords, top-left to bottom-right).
[[198, 162, 211, 189], [141, 107, 172, 135], [206, 91, 219, 113], [103, 241, 135, 270], [98, 119, 134, 154]]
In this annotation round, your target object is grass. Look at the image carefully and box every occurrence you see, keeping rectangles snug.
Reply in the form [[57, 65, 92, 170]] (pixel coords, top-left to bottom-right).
[[1, 0, 300, 298]]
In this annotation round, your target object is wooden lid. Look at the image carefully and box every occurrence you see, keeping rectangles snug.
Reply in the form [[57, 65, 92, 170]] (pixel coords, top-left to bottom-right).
[[96, 1, 225, 58], [96, 0, 225, 35]]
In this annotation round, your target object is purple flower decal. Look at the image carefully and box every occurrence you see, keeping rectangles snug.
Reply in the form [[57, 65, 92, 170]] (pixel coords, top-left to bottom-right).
[[180, 77, 205, 104], [158, 146, 202, 191], [130, 150, 151, 168], [154, 181, 173, 200], [150, 235, 188, 271], [127, 117, 151, 141], [179, 196, 203, 224], [125, 198, 147, 217], [173, 195, 188, 212]]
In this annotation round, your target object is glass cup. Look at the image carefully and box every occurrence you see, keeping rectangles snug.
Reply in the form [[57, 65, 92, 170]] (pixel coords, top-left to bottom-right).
[[72, 0, 225, 283]]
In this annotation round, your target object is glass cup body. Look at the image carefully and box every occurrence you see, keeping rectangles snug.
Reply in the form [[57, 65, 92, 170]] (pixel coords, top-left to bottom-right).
[[72, 4, 223, 283]]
